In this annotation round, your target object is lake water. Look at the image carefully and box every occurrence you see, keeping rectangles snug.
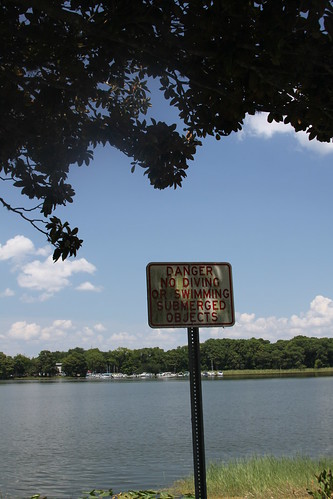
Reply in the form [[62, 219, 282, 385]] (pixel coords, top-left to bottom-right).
[[0, 376, 332, 498]]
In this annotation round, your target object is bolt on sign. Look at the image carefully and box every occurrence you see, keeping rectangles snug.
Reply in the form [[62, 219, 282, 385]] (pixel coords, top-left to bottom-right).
[[146, 262, 235, 328]]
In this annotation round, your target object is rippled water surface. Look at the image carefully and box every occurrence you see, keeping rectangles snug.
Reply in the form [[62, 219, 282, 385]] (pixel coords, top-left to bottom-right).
[[0, 376, 332, 497]]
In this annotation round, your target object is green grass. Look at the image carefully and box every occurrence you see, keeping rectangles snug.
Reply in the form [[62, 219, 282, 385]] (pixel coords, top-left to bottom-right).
[[1, 456, 332, 498], [221, 367, 333, 378], [168, 455, 333, 498]]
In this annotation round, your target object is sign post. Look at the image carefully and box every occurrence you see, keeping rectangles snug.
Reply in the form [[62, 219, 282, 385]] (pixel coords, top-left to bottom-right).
[[188, 326, 207, 499], [146, 262, 234, 499]]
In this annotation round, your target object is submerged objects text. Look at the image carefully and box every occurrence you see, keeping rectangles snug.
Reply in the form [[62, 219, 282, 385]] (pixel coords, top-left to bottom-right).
[[147, 263, 235, 328]]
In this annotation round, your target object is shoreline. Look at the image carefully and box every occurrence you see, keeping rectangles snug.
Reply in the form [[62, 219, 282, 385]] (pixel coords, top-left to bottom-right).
[[168, 455, 333, 499], [221, 366, 333, 378], [3, 366, 333, 381]]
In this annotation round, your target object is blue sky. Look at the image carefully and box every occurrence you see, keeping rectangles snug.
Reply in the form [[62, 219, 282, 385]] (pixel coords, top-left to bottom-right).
[[1, 100, 333, 357]]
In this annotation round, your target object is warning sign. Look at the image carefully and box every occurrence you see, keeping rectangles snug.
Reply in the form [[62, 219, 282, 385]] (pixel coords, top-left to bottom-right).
[[146, 262, 235, 328]]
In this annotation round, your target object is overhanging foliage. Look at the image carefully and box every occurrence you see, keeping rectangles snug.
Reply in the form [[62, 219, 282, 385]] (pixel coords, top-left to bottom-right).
[[1, 0, 332, 259]]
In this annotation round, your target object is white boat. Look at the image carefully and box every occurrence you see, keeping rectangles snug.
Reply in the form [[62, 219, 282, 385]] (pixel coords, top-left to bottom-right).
[[139, 372, 154, 378]]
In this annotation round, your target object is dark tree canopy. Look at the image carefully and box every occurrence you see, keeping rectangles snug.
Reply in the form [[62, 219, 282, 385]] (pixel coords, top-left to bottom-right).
[[1, 0, 333, 260]]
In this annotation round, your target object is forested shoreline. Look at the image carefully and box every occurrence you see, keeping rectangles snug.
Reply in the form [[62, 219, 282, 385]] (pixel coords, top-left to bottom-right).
[[1, 335, 333, 379]]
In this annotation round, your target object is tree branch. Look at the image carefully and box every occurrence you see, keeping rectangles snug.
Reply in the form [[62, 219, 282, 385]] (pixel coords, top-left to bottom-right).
[[0, 197, 48, 235]]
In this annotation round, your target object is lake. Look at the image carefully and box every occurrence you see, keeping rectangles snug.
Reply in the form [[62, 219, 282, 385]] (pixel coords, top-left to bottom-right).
[[0, 376, 332, 498]]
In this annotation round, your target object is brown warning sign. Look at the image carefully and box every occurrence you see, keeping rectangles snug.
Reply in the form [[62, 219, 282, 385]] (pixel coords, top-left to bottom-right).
[[146, 262, 235, 328]]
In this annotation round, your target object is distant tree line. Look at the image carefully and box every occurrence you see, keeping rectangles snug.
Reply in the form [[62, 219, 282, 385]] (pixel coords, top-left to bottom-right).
[[1, 336, 333, 380]]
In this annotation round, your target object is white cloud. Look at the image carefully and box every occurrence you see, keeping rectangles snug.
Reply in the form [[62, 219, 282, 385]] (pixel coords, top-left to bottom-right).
[[40, 320, 73, 341], [0, 288, 14, 297], [53, 319, 73, 330], [244, 113, 293, 138], [6, 319, 73, 343], [222, 294, 333, 341], [106, 331, 138, 345], [17, 255, 96, 294], [241, 112, 333, 155], [146, 295, 333, 347], [0, 235, 35, 261], [20, 292, 54, 303], [76, 281, 102, 292], [71, 325, 107, 347], [82, 326, 94, 337], [8, 321, 41, 340], [0, 235, 100, 300], [2, 295, 333, 356], [295, 132, 333, 155], [36, 246, 51, 257], [94, 323, 106, 332]]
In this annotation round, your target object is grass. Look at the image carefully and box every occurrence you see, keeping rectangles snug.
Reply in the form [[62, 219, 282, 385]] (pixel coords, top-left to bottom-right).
[[168, 455, 333, 498], [1, 456, 332, 498], [221, 367, 333, 378]]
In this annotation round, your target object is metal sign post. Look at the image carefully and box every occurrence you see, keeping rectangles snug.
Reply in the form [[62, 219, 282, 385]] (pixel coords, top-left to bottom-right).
[[188, 326, 207, 499], [146, 262, 235, 499]]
